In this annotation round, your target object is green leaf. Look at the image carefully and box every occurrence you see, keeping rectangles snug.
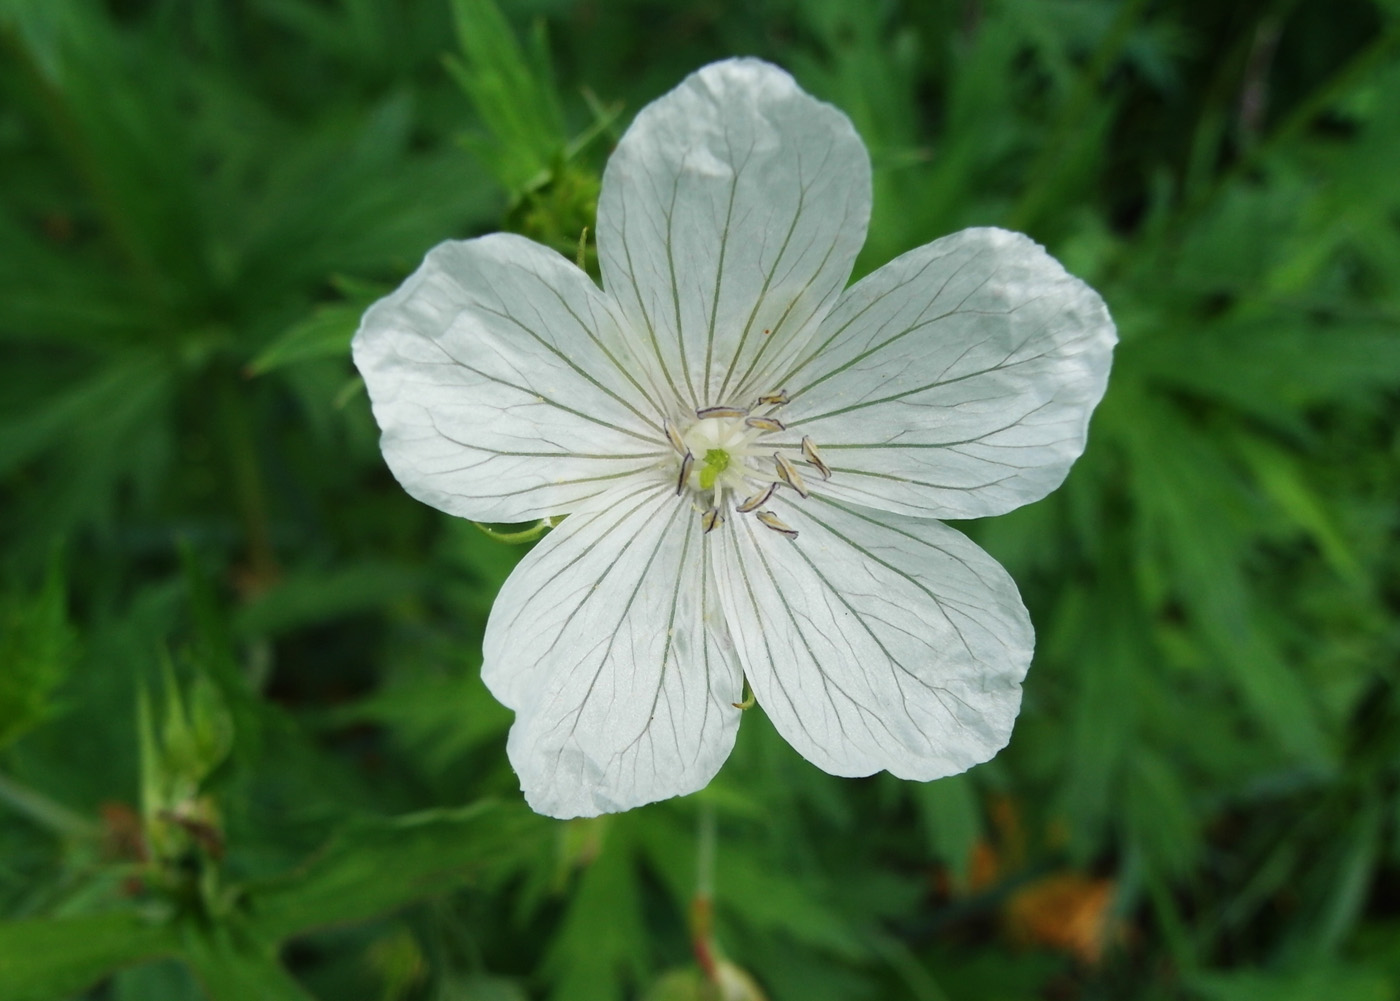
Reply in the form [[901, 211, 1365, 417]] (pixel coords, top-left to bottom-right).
[[1122, 750, 1199, 879], [111, 958, 203, 1001], [912, 774, 982, 887], [245, 803, 544, 944], [0, 911, 180, 1001], [1056, 575, 1144, 856], [0, 554, 76, 750], [1308, 797, 1384, 958], [543, 819, 648, 1001], [1117, 395, 1331, 763], [1133, 318, 1400, 430], [441, 975, 531, 1001], [232, 562, 427, 637], [1230, 432, 1367, 589], [331, 670, 511, 775], [177, 544, 267, 764], [180, 926, 318, 1001], [447, 0, 567, 196], [246, 302, 367, 376], [1189, 964, 1395, 1001]]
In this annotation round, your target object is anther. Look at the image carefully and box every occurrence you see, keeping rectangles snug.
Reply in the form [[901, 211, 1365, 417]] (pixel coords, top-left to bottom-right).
[[773, 452, 810, 498], [756, 510, 798, 539], [664, 420, 687, 455], [801, 436, 831, 480], [701, 507, 724, 534], [696, 405, 748, 420], [756, 390, 789, 407], [736, 482, 776, 513], [676, 451, 694, 495], [745, 415, 785, 433]]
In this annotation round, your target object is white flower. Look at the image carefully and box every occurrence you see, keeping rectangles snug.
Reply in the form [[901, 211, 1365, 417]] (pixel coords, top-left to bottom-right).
[[353, 58, 1116, 819]]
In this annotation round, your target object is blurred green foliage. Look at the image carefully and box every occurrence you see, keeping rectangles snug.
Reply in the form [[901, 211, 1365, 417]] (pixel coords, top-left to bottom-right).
[[1, 0, 1398, 999]]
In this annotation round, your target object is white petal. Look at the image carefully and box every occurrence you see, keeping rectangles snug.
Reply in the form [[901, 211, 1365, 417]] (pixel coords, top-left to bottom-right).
[[775, 228, 1116, 519], [482, 482, 743, 818], [352, 234, 672, 523], [597, 58, 871, 412], [714, 495, 1031, 780]]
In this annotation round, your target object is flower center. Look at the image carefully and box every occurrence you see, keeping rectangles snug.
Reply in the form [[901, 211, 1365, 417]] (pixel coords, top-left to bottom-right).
[[663, 394, 831, 539]]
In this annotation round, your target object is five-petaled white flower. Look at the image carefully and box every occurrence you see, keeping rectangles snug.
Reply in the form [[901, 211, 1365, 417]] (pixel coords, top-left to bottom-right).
[[353, 58, 1115, 819]]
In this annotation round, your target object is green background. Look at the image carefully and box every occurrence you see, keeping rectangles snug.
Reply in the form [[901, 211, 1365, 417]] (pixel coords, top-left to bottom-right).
[[1, 1, 1398, 999]]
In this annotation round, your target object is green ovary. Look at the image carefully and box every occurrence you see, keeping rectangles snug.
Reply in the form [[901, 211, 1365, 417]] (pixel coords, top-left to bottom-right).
[[698, 448, 730, 490]]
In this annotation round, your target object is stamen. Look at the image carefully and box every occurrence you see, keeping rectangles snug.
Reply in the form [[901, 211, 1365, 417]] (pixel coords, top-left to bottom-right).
[[756, 510, 798, 539], [676, 451, 694, 495], [664, 420, 687, 455], [801, 436, 831, 480], [696, 405, 748, 420], [736, 482, 776, 513], [773, 452, 810, 498], [744, 415, 785, 433], [701, 507, 725, 534], [756, 390, 789, 407]]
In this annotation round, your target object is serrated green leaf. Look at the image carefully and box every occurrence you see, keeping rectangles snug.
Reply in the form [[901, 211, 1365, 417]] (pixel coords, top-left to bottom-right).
[[245, 803, 544, 944], [0, 554, 75, 750], [1120, 397, 1331, 763], [1230, 432, 1367, 588], [332, 670, 511, 776], [447, 0, 566, 196]]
